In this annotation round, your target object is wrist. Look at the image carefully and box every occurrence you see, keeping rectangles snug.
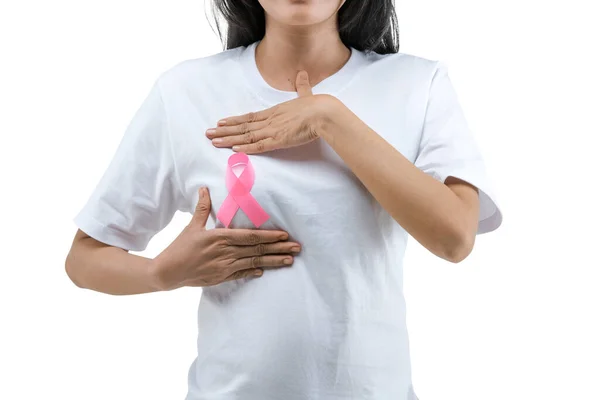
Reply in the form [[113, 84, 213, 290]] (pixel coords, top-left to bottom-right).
[[148, 255, 168, 292], [312, 94, 344, 143]]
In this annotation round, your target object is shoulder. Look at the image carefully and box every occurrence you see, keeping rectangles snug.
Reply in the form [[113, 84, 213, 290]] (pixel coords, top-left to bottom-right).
[[358, 49, 445, 90], [154, 46, 245, 94]]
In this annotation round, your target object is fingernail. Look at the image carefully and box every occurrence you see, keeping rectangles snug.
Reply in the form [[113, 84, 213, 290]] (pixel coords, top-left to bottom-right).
[[199, 187, 205, 197], [254, 269, 263, 277], [290, 246, 301, 252], [212, 138, 223, 144], [279, 234, 289, 240], [218, 119, 227, 126], [232, 145, 240, 151], [206, 128, 216, 136], [284, 258, 293, 265]]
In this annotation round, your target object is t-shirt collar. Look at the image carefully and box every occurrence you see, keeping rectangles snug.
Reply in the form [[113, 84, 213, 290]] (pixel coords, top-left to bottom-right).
[[238, 40, 363, 105]]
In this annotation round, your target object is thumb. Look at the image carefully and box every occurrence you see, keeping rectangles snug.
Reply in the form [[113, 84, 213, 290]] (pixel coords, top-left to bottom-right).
[[295, 70, 312, 97], [192, 187, 211, 228]]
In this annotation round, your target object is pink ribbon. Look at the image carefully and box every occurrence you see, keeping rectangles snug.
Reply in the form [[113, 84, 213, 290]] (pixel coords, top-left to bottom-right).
[[216, 152, 270, 228]]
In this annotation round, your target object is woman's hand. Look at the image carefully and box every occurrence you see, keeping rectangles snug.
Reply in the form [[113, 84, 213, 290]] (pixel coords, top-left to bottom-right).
[[149, 187, 301, 290], [206, 71, 335, 154]]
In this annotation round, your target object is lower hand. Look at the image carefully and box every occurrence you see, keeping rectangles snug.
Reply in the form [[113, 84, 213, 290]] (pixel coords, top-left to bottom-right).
[[206, 71, 334, 154], [150, 187, 301, 290]]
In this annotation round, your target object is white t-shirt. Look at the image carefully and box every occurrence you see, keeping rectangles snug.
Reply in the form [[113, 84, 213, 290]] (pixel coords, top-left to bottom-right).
[[73, 41, 502, 400]]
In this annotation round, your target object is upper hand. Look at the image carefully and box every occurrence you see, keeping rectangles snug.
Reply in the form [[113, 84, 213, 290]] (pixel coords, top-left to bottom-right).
[[206, 71, 332, 154]]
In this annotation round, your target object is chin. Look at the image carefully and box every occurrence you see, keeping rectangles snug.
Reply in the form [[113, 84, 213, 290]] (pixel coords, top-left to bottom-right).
[[284, 11, 324, 26], [262, 0, 341, 27]]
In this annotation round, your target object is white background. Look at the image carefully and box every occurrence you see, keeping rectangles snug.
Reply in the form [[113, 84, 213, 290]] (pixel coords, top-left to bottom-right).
[[1, 0, 598, 399]]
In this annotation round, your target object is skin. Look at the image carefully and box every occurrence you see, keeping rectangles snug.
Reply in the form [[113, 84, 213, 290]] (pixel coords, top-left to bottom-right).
[[206, 0, 481, 263]]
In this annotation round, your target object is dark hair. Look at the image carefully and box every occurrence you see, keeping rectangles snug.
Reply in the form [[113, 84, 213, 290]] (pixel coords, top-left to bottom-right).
[[209, 0, 399, 54]]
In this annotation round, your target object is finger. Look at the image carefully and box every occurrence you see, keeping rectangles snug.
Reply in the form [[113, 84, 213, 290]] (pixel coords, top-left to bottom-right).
[[206, 120, 268, 139], [211, 129, 270, 149], [229, 255, 294, 273], [191, 187, 211, 228], [234, 241, 302, 258], [223, 268, 264, 282], [216, 229, 289, 246], [217, 109, 270, 127], [232, 138, 277, 154], [295, 70, 312, 97]]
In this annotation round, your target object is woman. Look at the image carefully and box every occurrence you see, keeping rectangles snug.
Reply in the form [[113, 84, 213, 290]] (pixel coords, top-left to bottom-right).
[[66, 0, 502, 398]]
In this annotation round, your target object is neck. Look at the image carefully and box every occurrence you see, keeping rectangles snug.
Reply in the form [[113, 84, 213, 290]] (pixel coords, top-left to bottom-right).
[[256, 16, 351, 92]]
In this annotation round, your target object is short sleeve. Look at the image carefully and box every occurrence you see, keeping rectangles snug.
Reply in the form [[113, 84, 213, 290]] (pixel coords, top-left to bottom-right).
[[414, 61, 502, 234], [73, 78, 183, 251]]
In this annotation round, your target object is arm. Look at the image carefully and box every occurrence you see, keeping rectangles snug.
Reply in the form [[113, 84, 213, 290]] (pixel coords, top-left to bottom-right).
[[316, 95, 479, 263], [66, 188, 300, 295], [208, 68, 500, 259], [65, 229, 159, 296]]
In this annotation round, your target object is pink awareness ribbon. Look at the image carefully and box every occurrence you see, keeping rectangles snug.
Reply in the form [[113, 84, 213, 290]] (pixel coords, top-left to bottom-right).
[[216, 152, 270, 228]]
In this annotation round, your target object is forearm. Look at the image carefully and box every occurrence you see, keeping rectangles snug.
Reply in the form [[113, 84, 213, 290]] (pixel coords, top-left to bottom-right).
[[316, 95, 472, 261], [66, 235, 160, 296]]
